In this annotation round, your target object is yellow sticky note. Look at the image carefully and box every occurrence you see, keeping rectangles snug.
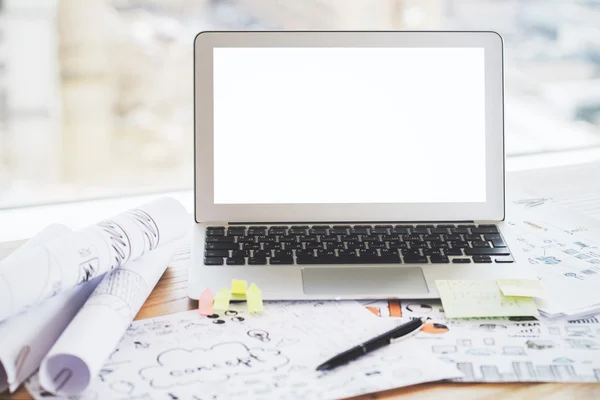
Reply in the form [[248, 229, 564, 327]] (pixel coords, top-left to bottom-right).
[[213, 288, 231, 312], [247, 283, 264, 314], [497, 279, 548, 299], [231, 279, 248, 299], [436, 280, 539, 319]]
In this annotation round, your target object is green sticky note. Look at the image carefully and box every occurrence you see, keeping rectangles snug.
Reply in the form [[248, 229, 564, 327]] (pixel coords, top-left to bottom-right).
[[435, 280, 539, 319], [213, 288, 231, 312], [247, 283, 264, 314], [497, 279, 548, 299]]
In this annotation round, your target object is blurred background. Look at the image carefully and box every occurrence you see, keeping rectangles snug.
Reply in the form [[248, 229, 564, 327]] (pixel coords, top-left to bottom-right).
[[0, 0, 599, 209]]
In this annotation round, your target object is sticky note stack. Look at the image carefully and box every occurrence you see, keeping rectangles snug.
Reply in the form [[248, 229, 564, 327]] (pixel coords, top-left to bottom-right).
[[199, 279, 264, 315]]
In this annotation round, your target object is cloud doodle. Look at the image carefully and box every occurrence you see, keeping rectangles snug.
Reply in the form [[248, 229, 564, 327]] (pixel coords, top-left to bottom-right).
[[139, 342, 289, 388]]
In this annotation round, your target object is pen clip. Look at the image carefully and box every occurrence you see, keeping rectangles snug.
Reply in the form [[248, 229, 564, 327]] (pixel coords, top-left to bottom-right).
[[390, 321, 426, 344]]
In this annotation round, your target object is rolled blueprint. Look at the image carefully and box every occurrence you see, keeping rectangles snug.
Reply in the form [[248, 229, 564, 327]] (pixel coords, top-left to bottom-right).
[[0, 225, 101, 393], [39, 243, 177, 395], [0, 197, 188, 322]]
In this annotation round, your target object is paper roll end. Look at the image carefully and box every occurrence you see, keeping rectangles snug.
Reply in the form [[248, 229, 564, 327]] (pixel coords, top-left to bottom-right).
[[39, 354, 90, 395]]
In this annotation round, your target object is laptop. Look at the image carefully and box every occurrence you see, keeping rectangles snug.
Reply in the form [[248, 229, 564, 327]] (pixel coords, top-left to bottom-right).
[[188, 31, 532, 301]]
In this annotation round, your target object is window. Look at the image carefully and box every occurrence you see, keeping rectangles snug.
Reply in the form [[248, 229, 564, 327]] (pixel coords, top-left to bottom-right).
[[1, 0, 598, 209]]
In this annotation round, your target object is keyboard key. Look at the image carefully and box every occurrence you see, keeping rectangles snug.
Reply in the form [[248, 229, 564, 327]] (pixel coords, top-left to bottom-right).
[[206, 243, 238, 250], [270, 257, 294, 265], [449, 241, 468, 248], [231, 250, 249, 258], [494, 256, 515, 263], [444, 235, 462, 241], [253, 250, 271, 258], [268, 227, 288, 235], [310, 227, 329, 235], [257, 235, 276, 243], [452, 258, 471, 263], [445, 248, 463, 256], [206, 227, 225, 236], [382, 234, 400, 241], [298, 235, 318, 243], [473, 256, 492, 263], [368, 242, 386, 249], [380, 248, 399, 256], [312, 225, 331, 229], [326, 242, 345, 250], [262, 242, 280, 250], [437, 224, 456, 228], [388, 241, 408, 249], [331, 226, 350, 234], [340, 234, 360, 241], [492, 239, 507, 248], [241, 243, 261, 250], [226, 257, 245, 265], [471, 241, 491, 248], [465, 234, 482, 241], [237, 236, 255, 243], [429, 241, 449, 249], [248, 258, 267, 265], [430, 228, 449, 234], [403, 235, 421, 241], [392, 226, 410, 234], [280, 236, 297, 243], [284, 242, 303, 250], [204, 257, 224, 265], [361, 235, 380, 243], [305, 242, 324, 250], [316, 249, 337, 258], [451, 227, 469, 234], [465, 248, 511, 256], [424, 235, 442, 241], [424, 249, 443, 256], [297, 256, 336, 264], [227, 227, 246, 235], [371, 227, 389, 234], [430, 256, 449, 263], [409, 241, 428, 249], [403, 256, 428, 264], [338, 249, 356, 257], [484, 233, 502, 240], [359, 249, 378, 257], [458, 224, 477, 228], [289, 226, 308, 234], [351, 226, 371, 234], [274, 249, 293, 257], [248, 226, 267, 235], [402, 249, 422, 257], [472, 226, 499, 234], [205, 249, 229, 257], [412, 227, 429, 234], [346, 241, 365, 250]]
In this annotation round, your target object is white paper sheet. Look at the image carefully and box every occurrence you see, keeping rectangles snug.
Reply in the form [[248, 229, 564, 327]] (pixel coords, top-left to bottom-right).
[[27, 302, 461, 399], [509, 161, 600, 221], [0, 225, 103, 394], [368, 299, 600, 382], [39, 243, 177, 395], [501, 194, 600, 318], [0, 197, 189, 322]]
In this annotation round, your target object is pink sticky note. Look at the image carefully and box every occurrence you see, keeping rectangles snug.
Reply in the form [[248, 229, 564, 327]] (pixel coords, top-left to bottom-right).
[[198, 288, 214, 316]]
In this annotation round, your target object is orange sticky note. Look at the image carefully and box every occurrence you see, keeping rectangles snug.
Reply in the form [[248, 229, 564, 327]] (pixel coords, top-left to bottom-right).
[[198, 288, 214, 316]]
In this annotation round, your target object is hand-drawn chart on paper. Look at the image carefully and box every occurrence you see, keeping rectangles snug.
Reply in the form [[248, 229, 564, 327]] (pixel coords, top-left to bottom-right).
[[378, 299, 600, 382], [26, 302, 460, 400]]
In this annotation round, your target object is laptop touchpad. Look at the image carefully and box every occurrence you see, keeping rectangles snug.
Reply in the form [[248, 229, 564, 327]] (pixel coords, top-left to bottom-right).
[[301, 267, 428, 296]]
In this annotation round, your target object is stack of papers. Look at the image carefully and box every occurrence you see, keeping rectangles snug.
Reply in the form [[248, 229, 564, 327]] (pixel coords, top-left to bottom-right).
[[502, 190, 600, 319]]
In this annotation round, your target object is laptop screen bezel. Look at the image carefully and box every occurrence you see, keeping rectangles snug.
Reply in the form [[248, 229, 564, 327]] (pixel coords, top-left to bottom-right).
[[194, 31, 504, 223]]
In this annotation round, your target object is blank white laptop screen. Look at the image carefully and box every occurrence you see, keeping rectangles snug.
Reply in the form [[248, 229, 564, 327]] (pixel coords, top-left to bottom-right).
[[213, 47, 486, 204]]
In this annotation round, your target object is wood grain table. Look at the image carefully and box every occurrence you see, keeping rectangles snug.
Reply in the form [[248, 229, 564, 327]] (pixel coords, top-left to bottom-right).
[[5, 260, 600, 400]]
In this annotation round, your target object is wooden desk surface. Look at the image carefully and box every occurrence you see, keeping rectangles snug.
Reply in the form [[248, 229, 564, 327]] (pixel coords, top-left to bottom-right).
[[5, 261, 600, 400]]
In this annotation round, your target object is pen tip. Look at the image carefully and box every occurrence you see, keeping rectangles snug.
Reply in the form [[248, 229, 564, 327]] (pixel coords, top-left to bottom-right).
[[316, 364, 328, 371]]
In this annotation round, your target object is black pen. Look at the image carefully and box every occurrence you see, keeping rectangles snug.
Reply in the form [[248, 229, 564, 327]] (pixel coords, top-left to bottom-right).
[[316, 317, 427, 371]]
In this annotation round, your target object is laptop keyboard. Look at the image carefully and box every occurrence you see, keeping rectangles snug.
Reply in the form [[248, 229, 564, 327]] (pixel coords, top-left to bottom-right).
[[203, 224, 513, 266]]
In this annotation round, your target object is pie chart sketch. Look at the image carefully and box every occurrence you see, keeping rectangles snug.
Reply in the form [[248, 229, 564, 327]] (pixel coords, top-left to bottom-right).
[[421, 322, 449, 334], [405, 304, 433, 313]]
